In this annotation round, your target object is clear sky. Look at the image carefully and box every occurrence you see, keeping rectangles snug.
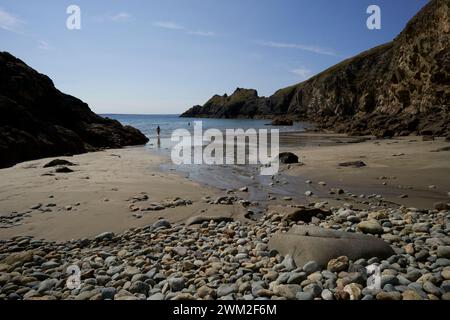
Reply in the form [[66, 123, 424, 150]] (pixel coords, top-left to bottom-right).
[[1, 0, 428, 114]]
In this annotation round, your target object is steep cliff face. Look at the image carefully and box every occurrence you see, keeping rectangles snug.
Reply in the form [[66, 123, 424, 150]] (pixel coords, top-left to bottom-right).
[[182, 0, 450, 137], [0, 52, 149, 168]]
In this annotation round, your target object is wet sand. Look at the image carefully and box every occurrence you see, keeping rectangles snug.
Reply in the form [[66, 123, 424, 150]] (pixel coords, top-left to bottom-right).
[[283, 135, 450, 209], [0, 148, 245, 241], [0, 133, 449, 242]]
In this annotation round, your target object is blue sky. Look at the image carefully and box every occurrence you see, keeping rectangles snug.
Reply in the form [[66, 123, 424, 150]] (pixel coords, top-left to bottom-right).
[[1, 0, 428, 114]]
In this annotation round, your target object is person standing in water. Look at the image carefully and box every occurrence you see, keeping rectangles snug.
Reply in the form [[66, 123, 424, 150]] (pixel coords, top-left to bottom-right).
[[156, 126, 161, 149]]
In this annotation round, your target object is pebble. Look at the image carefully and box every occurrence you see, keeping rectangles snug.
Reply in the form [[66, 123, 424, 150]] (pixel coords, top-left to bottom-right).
[[437, 246, 450, 259], [168, 278, 185, 292], [217, 285, 236, 298], [296, 291, 314, 300], [303, 261, 320, 275], [327, 256, 349, 273], [376, 291, 402, 300], [0, 201, 448, 301], [357, 220, 383, 235]]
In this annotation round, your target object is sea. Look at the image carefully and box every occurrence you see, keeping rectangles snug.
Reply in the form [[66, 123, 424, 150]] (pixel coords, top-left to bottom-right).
[[103, 114, 311, 149], [102, 114, 318, 218]]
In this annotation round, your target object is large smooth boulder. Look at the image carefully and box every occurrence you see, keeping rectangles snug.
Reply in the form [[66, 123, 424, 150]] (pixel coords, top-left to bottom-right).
[[268, 225, 395, 268]]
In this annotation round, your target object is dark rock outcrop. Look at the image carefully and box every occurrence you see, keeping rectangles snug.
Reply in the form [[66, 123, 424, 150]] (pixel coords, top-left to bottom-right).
[[278, 152, 299, 164], [181, 0, 450, 137], [0, 52, 149, 168], [271, 117, 294, 126]]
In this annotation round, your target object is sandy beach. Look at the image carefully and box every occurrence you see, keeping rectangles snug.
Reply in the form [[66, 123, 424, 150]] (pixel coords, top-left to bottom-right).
[[1, 134, 448, 242], [0, 147, 246, 241], [284, 135, 450, 209]]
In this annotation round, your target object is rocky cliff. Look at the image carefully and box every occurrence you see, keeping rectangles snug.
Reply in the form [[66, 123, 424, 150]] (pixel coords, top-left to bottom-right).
[[0, 52, 149, 168], [181, 0, 450, 137]]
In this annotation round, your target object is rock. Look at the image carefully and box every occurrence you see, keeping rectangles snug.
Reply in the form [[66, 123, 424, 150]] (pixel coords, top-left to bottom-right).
[[437, 246, 450, 259], [278, 152, 299, 164], [55, 166, 74, 173], [37, 279, 58, 293], [357, 220, 384, 235], [101, 287, 117, 300], [172, 247, 188, 257], [197, 285, 214, 299], [303, 283, 322, 297], [76, 290, 99, 300], [339, 161, 366, 168], [303, 261, 320, 274], [305, 191, 313, 197], [436, 258, 450, 267], [129, 281, 150, 295], [168, 277, 185, 292], [402, 290, 423, 300], [0, 52, 148, 169], [283, 207, 331, 223], [344, 283, 362, 300], [434, 202, 449, 211], [268, 225, 395, 268], [148, 293, 165, 300], [151, 219, 171, 230], [217, 284, 237, 298], [376, 291, 402, 300], [273, 284, 301, 299], [327, 256, 349, 273], [412, 223, 430, 233], [330, 188, 344, 195], [1, 251, 34, 266], [281, 255, 296, 271], [287, 273, 306, 284], [44, 159, 75, 168], [180, 1, 450, 139], [95, 232, 115, 241], [296, 292, 314, 300], [423, 281, 441, 296], [186, 215, 233, 226], [272, 118, 294, 126], [442, 269, 450, 280], [442, 293, 450, 300], [321, 289, 334, 300], [124, 266, 140, 277]]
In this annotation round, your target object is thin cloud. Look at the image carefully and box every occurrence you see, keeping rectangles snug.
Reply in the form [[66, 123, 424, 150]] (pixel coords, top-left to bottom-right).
[[256, 40, 337, 56], [153, 21, 216, 37], [111, 12, 132, 22], [37, 40, 53, 51], [187, 30, 216, 37], [291, 68, 313, 80], [153, 21, 185, 30], [0, 8, 24, 33]]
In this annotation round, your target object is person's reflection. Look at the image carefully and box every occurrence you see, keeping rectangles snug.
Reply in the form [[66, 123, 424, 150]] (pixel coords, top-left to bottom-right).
[[157, 135, 161, 149]]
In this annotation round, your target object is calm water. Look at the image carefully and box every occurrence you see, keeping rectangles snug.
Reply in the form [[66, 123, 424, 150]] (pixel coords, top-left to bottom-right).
[[103, 114, 311, 149], [102, 114, 325, 219]]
